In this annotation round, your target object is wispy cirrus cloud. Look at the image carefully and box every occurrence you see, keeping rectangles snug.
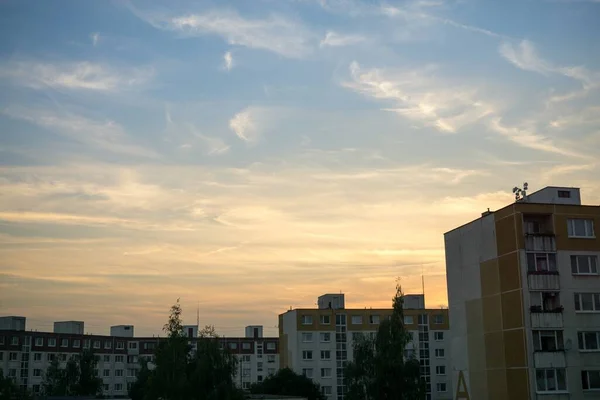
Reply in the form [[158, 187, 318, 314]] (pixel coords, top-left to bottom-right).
[[342, 61, 494, 133], [90, 32, 100, 46], [2, 106, 158, 158], [499, 40, 600, 102], [319, 31, 366, 47], [0, 61, 154, 92], [229, 108, 258, 142], [132, 7, 314, 58]]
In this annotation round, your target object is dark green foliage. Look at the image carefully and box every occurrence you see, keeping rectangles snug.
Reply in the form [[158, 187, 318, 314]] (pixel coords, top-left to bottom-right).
[[250, 368, 326, 400], [129, 299, 245, 400], [345, 285, 425, 400], [0, 369, 33, 400], [42, 349, 102, 397]]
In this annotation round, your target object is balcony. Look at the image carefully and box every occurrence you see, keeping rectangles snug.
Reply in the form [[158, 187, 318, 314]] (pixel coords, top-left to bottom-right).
[[525, 236, 556, 252], [534, 351, 566, 368], [528, 274, 560, 291], [531, 312, 564, 329]]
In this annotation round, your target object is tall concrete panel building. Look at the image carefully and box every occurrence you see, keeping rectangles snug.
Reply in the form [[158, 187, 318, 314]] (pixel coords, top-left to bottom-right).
[[445, 186, 600, 399], [279, 293, 451, 400]]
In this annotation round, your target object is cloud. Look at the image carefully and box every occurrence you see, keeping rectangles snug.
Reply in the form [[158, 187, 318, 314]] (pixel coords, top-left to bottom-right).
[[319, 31, 366, 47], [229, 108, 258, 142], [134, 7, 313, 58], [342, 61, 494, 133], [91, 32, 100, 46], [223, 51, 234, 70], [164, 105, 230, 155], [0, 61, 154, 92], [2, 106, 158, 158], [500, 40, 600, 102], [488, 118, 586, 158]]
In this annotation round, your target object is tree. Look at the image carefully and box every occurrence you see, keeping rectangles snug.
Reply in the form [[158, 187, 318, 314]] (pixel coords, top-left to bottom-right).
[[131, 299, 245, 400], [0, 370, 32, 400], [42, 350, 102, 397], [250, 368, 326, 400], [345, 284, 425, 400]]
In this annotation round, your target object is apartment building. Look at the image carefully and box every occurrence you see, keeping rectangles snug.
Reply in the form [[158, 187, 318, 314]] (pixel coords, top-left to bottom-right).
[[0, 317, 279, 397], [445, 186, 600, 399], [279, 293, 451, 400]]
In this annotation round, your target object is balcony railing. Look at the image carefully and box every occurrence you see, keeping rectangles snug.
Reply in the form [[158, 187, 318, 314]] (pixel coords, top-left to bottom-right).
[[531, 313, 564, 329], [525, 236, 556, 252], [530, 305, 563, 313], [528, 274, 560, 290]]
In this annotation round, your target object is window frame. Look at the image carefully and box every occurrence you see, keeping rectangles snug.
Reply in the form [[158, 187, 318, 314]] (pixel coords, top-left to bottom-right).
[[435, 348, 445, 358], [60, 338, 69, 348], [533, 330, 564, 352], [320, 315, 330, 325], [266, 342, 276, 350], [369, 314, 380, 324], [436, 365, 446, 375], [434, 332, 444, 341], [535, 368, 567, 393], [301, 332, 313, 343], [433, 314, 444, 324], [568, 219, 595, 238], [578, 331, 600, 352], [436, 382, 447, 392], [301, 315, 313, 325], [302, 350, 313, 361], [582, 370, 600, 391], [404, 315, 414, 325], [302, 368, 313, 378], [320, 367, 332, 378], [320, 350, 331, 360], [571, 255, 599, 275], [320, 332, 331, 343], [48, 338, 56, 347], [527, 252, 558, 273], [574, 293, 600, 312]]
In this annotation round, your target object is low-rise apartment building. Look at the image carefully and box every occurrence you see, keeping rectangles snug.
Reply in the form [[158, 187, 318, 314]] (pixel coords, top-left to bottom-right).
[[279, 293, 451, 400], [0, 317, 279, 397]]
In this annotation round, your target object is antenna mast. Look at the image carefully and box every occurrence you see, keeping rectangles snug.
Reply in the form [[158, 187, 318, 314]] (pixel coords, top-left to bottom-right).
[[512, 182, 529, 202]]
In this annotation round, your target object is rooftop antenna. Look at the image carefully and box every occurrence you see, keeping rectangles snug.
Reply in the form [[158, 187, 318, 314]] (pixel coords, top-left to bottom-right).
[[512, 182, 529, 202]]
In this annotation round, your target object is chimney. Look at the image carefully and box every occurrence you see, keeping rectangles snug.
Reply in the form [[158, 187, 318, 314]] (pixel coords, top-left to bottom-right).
[[481, 208, 492, 217]]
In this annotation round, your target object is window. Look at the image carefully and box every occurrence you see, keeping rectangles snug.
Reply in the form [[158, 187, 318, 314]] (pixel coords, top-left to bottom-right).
[[58, 353, 67, 362], [257, 375, 263, 382], [571, 255, 599, 275], [418, 314, 429, 324], [114, 383, 123, 392], [437, 383, 447, 392], [558, 190, 571, 198], [433, 314, 444, 324], [34, 338, 43, 346], [302, 332, 313, 342], [369, 315, 380, 324], [115, 355, 124, 363], [228, 342, 238, 350], [127, 368, 136, 377], [9, 352, 18, 361], [83, 339, 90, 349], [242, 355, 251, 362], [302, 350, 313, 360], [242, 382, 250, 389], [582, 370, 600, 390], [321, 386, 332, 395], [267, 355, 275, 363], [103, 355, 110, 363], [568, 219, 595, 238], [302, 368, 313, 378], [527, 253, 557, 273], [115, 369, 123, 377], [48, 338, 56, 347], [266, 342, 276, 350], [116, 341, 125, 349], [104, 341, 112, 349], [128, 342, 138, 349], [242, 342, 251, 350], [47, 353, 55, 361], [351, 315, 363, 324], [578, 332, 600, 351], [257, 362, 263, 372], [93, 340, 100, 349], [531, 291, 562, 312], [103, 384, 109, 392], [103, 369, 110, 377], [320, 332, 331, 343], [321, 368, 332, 378], [536, 368, 567, 392], [435, 349, 445, 358], [434, 332, 444, 341], [127, 355, 138, 364], [533, 330, 564, 352], [575, 293, 600, 312], [73, 339, 80, 348], [11, 337, 18, 346], [404, 316, 414, 324], [33, 353, 42, 361], [242, 368, 251, 377], [0, 336, 4, 345], [301, 315, 313, 325], [33, 385, 40, 394], [321, 350, 331, 360], [320, 315, 330, 325], [8, 369, 16, 378], [436, 366, 446, 375], [60, 339, 68, 347]]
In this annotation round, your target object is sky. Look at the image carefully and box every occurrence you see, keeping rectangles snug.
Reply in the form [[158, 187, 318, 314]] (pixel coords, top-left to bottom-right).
[[0, 0, 599, 337]]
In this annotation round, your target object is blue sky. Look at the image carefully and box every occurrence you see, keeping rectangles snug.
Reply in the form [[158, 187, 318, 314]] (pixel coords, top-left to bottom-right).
[[1, 0, 599, 336]]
